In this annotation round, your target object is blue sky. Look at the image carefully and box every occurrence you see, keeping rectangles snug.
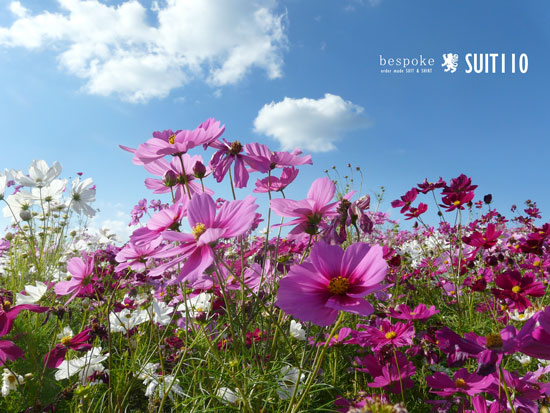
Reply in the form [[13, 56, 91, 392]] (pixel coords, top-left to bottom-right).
[[1, 0, 548, 237]]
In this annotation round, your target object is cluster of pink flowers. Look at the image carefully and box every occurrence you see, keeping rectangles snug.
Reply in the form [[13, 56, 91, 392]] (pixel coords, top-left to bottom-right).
[[0, 118, 548, 412]]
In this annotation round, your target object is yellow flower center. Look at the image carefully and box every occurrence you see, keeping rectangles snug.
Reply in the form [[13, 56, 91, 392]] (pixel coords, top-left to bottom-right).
[[485, 333, 503, 349], [385, 331, 397, 340], [453, 200, 461, 206], [328, 276, 349, 295], [533, 260, 541, 267], [455, 378, 467, 389], [168, 134, 176, 144], [192, 223, 207, 240], [2, 300, 11, 310], [512, 285, 521, 294], [60, 336, 72, 346]]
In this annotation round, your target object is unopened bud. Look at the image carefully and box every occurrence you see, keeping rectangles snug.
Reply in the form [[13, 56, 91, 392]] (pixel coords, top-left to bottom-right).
[[19, 210, 32, 221], [163, 170, 178, 187], [193, 161, 207, 179]]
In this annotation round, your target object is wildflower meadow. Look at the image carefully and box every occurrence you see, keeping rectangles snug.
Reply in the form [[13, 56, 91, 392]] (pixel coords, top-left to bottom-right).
[[0, 118, 549, 412]]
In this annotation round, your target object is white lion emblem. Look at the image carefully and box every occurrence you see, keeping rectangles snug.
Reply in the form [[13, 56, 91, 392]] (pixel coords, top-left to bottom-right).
[[442, 53, 459, 73]]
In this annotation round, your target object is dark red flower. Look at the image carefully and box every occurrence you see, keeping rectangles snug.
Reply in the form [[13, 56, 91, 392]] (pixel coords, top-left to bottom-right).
[[491, 270, 545, 312]]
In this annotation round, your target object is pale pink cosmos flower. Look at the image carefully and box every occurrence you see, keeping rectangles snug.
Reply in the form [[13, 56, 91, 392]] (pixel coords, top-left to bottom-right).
[[54, 255, 95, 303], [244, 143, 312, 173], [270, 177, 341, 237], [130, 203, 186, 247], [150, 193, 258, 285], [124, 119, 225, 165]]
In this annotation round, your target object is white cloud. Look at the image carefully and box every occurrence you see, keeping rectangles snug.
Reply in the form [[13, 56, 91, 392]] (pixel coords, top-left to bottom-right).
[[9, 1, 28, 18], [253, 93, 369, 153], [0, 0, 287, 103]]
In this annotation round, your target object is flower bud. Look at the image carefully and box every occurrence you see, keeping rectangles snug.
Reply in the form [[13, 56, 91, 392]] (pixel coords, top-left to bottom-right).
[[163, 170, 178, 187], [19, 210, 32, 221], [193, 161, 207, 179]]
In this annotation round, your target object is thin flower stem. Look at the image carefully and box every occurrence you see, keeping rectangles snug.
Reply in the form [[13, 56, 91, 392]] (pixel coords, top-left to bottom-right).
[[289, 312, 345, 413]]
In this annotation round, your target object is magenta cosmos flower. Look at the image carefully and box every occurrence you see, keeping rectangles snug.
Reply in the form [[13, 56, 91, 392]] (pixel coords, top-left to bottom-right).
[[359, 320, 415, 351], [0, 340, 24, 366], [387, 303, 439, 321], [426, 368, 494, 397], [270, 177, 341, 237], [44, 328, 93, 368], [54, 255, 95, 303], [0, 301, 48, 336], [209, 139, 253, 188], [276, 241, 387, 326], [491, 270, 545, 311], [150, 193, 258, 285]]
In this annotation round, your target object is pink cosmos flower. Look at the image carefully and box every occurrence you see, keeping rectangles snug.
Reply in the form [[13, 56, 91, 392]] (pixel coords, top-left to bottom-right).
[[359, 320, 415, 350], [426, 368, 494, 397], [126, 119, 224, 164], [387, 303, 439, 321], [270, 177, 341, 237], [44, 328, 93, 368], [356, 351, 416, 394], [275, 241, 387, 326], [54, 255, 95, 303], [150, 193, 258, 285], [516, 309, 550, 360], [143, 155, 213, 202], [115, 242, 171, 273], [254, 167, 299, 193], [243, 143, 312, 173], [209, 139, 252, 188], [130, 203, 186, 247]]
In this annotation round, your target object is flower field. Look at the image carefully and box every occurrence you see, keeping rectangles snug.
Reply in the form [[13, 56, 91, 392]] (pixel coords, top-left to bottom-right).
[[0, 118, 549, 412]]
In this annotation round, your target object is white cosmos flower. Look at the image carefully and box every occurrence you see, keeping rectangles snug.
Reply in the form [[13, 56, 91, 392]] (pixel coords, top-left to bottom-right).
[[0, 175, 7, 201], [177, 292, 212, 319], [2, 368, 24, 397], [509, 307, 537, 322], [137, 362, 160, 385], [289, 320, 306, 341], [68, 177, 96, 217], [2, 191, 34, 221], [13, 160, 62, 188], [30, 179, 67, 204], [277, 366, 304, 400], [15, 281, 48, 305], [145, 374, 185, 400], [57, 327, 74, 341], [217, 387, 240, 404], [109, 308, 148, 333], [147, 299, 174, 326], [55, 347, 108, 383]]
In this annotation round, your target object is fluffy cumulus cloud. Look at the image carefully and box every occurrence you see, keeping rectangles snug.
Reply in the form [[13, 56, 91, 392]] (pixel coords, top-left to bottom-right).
[[0, 0, 287, 102], [253, 94, 370, 153]]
